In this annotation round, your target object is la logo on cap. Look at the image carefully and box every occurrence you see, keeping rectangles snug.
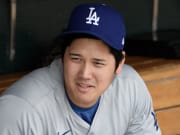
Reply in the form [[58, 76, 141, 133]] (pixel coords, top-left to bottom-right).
[[86, 7, 100, 26]]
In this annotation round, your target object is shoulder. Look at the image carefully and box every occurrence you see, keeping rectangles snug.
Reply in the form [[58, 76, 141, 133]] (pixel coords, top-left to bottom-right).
[[2, 59, 64, 106], [119, 64, 142, 80], [0, 94, 44, 134], [0, 59, 66, 134], [110, 64, 151, 107], [115, 64, 147, 89], [115, 63, 149, 92], [110, 64, 147, 92]]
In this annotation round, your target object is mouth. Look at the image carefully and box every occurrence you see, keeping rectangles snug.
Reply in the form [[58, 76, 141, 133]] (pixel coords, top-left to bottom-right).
[[76, 83, 95, 93]]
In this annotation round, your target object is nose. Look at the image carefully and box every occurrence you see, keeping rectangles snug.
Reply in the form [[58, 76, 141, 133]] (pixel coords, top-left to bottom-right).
[[79, 62, 92, 79]]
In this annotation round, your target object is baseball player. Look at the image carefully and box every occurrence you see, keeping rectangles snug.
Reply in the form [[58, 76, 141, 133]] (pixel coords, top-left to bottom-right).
[[0, 3, 161, 135]]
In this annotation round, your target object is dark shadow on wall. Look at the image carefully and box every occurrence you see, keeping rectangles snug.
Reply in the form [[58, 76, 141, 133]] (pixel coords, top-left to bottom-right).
[[0, 30, 48, 74]]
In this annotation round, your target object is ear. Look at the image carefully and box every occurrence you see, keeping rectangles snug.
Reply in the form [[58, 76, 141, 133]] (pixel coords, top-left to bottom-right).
[[115, 51, 126, 74]]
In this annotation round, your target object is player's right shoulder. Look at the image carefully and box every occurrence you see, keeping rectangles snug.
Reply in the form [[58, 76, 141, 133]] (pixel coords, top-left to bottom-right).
[[0, 94, 44, 134], [1, 59, 64, 107]]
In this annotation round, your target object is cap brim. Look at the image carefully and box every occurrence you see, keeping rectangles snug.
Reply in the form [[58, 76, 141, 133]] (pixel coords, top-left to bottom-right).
[[61, 30, 119, 50]]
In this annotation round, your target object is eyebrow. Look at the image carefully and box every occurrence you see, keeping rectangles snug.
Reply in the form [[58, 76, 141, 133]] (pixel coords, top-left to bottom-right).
[[69, 53, 81, 57]]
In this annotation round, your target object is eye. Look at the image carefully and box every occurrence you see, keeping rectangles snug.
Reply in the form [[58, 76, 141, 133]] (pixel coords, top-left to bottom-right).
[[68, 53, 82, 62], [70, 56, 82, 63], [94, 61, 106, 68]]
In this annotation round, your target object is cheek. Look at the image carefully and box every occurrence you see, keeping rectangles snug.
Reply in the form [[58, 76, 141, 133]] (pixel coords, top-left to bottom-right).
[[64, 61, 79, 81], [64, 64, 73, 76], [63, 65, 76, 92], [96, 70, 115, 89]]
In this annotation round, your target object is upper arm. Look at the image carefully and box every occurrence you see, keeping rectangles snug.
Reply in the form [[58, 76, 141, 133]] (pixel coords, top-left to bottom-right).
[[0, 95, 44, 135], [125, 75, 162, 135]]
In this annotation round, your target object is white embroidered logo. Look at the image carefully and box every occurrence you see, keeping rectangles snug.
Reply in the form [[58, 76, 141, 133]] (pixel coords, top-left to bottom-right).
[[122, 37, 125, 46], [86, 7, 100, 26]]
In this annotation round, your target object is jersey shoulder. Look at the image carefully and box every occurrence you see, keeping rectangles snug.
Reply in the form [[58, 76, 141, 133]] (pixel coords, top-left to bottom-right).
[[119, 64, 142, 80], [109, 64, 151, 106], [2, 59, 64, 106]]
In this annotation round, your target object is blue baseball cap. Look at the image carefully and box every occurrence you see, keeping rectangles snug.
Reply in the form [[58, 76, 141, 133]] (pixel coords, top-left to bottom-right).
[[62, 3, 126, 51]]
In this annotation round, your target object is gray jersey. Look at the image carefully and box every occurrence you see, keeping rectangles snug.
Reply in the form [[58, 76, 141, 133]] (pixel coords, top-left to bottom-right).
[[0, 59, 161, 135]]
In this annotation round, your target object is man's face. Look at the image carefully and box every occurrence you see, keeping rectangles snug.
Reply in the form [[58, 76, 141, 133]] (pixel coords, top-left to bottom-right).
[[63, 38, 123, 107]]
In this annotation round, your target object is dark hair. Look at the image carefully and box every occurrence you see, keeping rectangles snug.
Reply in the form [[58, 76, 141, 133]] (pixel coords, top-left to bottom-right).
[[45, 34, 125, 70]]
